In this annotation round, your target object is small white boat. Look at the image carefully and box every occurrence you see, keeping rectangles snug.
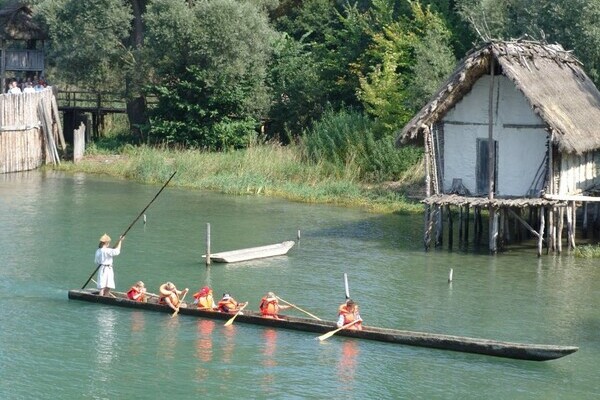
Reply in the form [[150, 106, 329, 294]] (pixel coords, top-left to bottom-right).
[[203, 240, 295, 263]]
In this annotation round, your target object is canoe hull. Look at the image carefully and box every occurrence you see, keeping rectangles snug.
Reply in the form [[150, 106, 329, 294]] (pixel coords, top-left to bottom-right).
[[203, 240, 295, 263], [68, 289, 577, 361]]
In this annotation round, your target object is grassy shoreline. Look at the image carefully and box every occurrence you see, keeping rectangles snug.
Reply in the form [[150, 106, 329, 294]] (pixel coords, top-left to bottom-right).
[[52, 144, 425, 214]]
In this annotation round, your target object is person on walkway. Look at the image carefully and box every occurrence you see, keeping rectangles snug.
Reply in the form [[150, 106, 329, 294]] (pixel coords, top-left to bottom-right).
[[337, 299, 363, 330], [193, 286, 217, 310], [259, 292, 290, 319], [217, 293, 247, 313], [8, 80, 21, 94], [127, 281, 147, 302], [159, 282, 189, 312], [95, 233, 123, 297]]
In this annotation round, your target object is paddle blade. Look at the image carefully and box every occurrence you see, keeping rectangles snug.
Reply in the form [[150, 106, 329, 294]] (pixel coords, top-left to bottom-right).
[[317, 330, 338, 341], [224, 315, 236, 326]]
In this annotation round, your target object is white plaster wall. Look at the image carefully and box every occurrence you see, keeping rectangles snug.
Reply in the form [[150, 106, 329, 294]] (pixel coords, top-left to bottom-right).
[[441, 75, 548, 196]]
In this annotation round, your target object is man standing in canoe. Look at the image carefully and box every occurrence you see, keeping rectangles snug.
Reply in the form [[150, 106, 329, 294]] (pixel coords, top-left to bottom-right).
[[259, 292, 290, 319], [95, 233, 123, 297], [337, 299, 363, 330]]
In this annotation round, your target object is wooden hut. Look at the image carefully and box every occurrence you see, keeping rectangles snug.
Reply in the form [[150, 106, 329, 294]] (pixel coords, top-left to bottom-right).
[[397, 40, 600, 255], [0, 0, 47, 92]]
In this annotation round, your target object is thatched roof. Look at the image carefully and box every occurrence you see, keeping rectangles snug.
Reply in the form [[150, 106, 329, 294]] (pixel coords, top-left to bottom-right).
[[398, 40, 600, 155], [0, 1, 47, 41]]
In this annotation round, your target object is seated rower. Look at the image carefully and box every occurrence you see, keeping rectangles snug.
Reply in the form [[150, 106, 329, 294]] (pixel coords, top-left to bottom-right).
[[127, 281, 147, 302], [259, 292, 290, 319], [217, 293, 247, 313], [159, 282, 189, 312], [337, 299, 363, 330], [193, 286, 217, 310]]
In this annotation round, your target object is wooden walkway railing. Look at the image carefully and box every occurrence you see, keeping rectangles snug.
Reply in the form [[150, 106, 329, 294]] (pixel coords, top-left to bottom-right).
[[56, 90, 127, 114]]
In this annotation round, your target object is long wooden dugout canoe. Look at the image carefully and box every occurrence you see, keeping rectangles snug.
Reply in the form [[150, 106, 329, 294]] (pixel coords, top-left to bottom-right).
[[67, 289, 578, 361], [202, 240, 295, 263]]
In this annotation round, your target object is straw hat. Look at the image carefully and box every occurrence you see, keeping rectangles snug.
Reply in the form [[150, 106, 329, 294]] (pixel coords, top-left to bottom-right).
[[160, 282, 175, 296], [99, 233, 111, 243]]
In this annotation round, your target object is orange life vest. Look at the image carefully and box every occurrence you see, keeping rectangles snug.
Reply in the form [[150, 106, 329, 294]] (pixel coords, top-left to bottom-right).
[[259, 297, 279, 316], [338, 304, 362, 328], [195, 293, 215, 309], [217, 298, 238, 312], [159, 292, 180, 307]]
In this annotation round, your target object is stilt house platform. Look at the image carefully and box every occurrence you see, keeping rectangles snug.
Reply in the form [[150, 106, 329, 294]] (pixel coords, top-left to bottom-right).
[[397, 40, 600, 255]]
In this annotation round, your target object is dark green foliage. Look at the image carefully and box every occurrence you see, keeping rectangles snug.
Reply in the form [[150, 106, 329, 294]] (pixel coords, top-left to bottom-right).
[[145, 67, 258, 150]]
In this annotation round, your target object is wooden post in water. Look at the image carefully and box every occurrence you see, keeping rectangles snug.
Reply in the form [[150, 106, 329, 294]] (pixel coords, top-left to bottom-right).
[[435, 206, 443, 248], [464, 205, 470, 249], [537, 206, 545, 257], [566, 203, 574, 250], [206, 223, 211, 266], [447, 205, 453, 250], [582, 202, 588, 238], [458, 206, 464, 247], [571, 201, 577, 249], [557, 206, 564, 254]]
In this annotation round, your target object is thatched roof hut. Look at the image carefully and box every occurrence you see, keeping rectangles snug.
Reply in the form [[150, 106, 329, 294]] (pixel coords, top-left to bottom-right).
[[398, 40, 600, 155], [0, 0, 47, 41]]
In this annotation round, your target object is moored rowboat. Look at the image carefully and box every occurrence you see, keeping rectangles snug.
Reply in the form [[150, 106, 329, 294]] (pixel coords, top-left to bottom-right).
[[68, 289, 578, 361], [203, 240, 295, 263]]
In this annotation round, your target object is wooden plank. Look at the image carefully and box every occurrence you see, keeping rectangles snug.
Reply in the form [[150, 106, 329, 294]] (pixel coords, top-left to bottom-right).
[[51, 94, 66, 150]]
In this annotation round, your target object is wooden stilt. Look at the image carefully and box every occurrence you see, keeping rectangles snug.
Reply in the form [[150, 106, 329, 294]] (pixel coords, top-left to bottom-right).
[[464, 205, 470, 248], [458, 206, 464, 246], [424, 205, 432, 251], [447, 205, 453, 250], [566, 203, 574, 250], [489, 208, 498, 254], [498, 208, 505, 250], [473, 207, 480, 247], [557, 207, 564, 254], [571, 201, 577, 249], [547, 206, 553, 254], [503, 208, 511, 244], [582, 202, 588, 238], [537, 206, 545, 257], [435, 206, 443, 248]]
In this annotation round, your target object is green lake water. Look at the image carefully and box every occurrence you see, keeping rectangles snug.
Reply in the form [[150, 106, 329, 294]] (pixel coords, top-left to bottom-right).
[[0, 171, 599, 399]]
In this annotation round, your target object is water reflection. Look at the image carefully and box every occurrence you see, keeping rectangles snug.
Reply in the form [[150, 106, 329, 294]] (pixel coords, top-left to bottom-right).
[[337, 340, 359, 389], [93, 307, 118, 398], [195, 319, 216, 381], [159, 316, 181, 362], [261, 328, 278, 389]]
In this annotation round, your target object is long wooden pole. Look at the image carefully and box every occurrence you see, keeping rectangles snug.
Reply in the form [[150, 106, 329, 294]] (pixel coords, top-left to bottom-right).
[[80, 171, 177, 289], [276, 296, 322, 321]]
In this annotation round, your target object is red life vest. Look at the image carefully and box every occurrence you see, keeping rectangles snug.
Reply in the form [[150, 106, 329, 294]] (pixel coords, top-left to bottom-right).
[[259, 297, 279, 316], [195, 293, 215, 309], [127, 287, 143, 302]]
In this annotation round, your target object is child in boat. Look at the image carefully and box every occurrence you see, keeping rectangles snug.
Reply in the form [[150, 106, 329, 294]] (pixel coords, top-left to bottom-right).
[[193, 286, 217, 310], [217, 293, 247, 313], [259, 292, 290, 319], [337, 299, 363, 330], [159, 282, 189, 312], [127, 281, 147, 302]]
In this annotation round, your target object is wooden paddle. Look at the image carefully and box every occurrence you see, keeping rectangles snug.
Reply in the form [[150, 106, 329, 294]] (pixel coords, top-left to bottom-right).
[[275, 296, 322, 320], [224, 302, 248, 326], [317, 319, 361, 341], [81, 171, 177, 290], [171, 291, 188, 318]]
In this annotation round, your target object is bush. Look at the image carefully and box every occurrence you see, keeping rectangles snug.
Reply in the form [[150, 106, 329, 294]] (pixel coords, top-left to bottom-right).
[[301, 108, 422, 182]]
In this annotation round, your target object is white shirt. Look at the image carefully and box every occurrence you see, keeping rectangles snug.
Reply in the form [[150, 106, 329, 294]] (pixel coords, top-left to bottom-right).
[[23, 87, 35, 93], [8, 87, 21, 94], [95, 247, 121, 266]]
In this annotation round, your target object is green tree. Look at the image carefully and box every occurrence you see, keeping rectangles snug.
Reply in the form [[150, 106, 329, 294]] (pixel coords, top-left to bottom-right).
[[144, 0, 277, 148], [456, 0, 600, 84]]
